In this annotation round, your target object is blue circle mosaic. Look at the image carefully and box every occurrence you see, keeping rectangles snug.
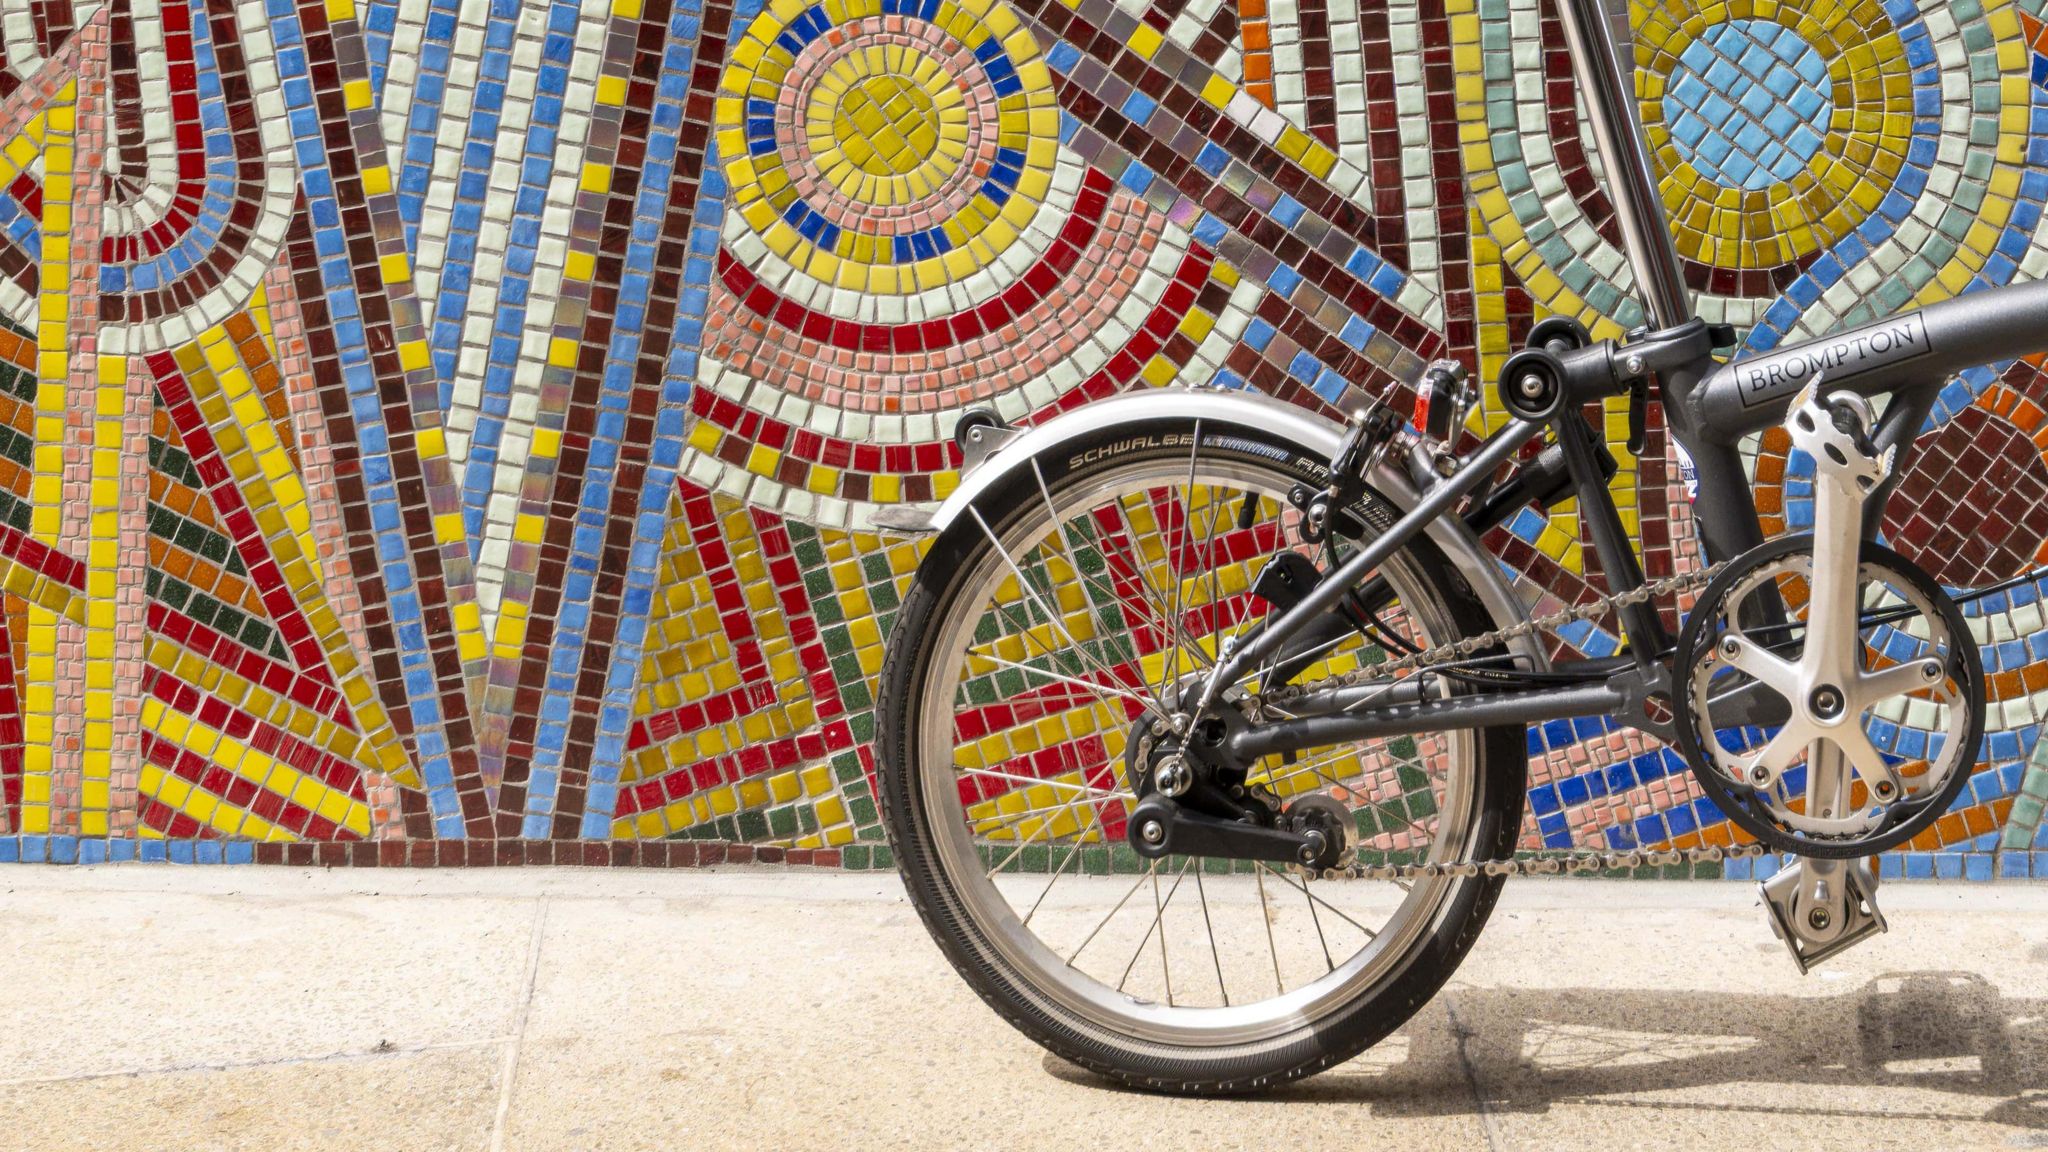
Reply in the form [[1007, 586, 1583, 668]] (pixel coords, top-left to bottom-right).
[[1663, 19, 1833, 190]]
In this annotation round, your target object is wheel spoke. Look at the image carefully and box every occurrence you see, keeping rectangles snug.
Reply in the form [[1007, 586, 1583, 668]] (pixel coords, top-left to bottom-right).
[[1253, 866, 1284, 996], [1022, 834, 1091, 928], [1032, 458, 1189, 680], [974, 751, 1128, 877], [1268, 744, 1439, 850], [1118, 857, 1192, 997], [966, 770, 1130, 860], [1259, 862, 1380, 942], [1103, 495, 1215, 698], [975, 794, 1120, 829], [1193, 865, 1228, 1006], [1066, 865, 1155, 966], [959, 646, 1157, 713], [1201, 491, 1229, 674], [1162, 424, 1204, 704], [1294, 863, 1335, 973], [984, 779, 1122, 878], [1154, 865, 1175, 1005], [970, 506, 1170, 724], [957, 766, 1123, 800]]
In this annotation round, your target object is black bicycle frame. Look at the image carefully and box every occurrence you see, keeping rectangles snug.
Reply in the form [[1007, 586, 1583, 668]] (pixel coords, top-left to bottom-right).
[[1202, 0, 2048, 765]]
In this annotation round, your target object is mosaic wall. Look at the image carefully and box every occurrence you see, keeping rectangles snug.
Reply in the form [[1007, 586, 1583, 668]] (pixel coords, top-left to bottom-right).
[[0, 0, 2045, 878]]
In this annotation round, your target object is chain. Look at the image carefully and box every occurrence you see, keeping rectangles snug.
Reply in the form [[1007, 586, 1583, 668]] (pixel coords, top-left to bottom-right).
[[1255, 559, 1729, 710], [1246, 556, 1749, 881], [1315, 840, 1770, 882]]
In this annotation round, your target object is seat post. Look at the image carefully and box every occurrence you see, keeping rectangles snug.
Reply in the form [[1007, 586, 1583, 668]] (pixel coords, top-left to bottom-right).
[[1550, 0, 1694, 332]]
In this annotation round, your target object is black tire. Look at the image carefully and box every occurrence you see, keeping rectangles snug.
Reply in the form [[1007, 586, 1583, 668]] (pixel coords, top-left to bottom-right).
[[876, 413, 1527, 1094]]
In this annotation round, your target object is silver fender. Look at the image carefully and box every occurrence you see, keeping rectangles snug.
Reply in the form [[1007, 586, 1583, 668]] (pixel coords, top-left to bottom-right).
[[895, 389, 1544, 671]]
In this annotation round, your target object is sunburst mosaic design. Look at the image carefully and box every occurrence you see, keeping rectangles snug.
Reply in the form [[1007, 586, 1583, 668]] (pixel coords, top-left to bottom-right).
[[0, 0, 2037, 879]]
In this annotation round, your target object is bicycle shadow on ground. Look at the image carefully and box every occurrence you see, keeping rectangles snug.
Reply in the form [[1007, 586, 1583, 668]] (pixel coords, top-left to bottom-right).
[[1044, 970, 2048, 1126]]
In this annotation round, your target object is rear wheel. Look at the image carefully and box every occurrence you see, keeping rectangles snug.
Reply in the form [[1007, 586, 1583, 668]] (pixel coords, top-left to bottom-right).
[[876, 415, 1527, 1093]]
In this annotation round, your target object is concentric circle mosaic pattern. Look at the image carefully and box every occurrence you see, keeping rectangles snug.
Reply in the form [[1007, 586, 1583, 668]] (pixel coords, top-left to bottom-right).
[[0, 0, 2042, 879]]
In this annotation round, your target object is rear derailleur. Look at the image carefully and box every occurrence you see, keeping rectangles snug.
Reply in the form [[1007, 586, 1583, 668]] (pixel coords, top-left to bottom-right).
[[1123, 705, 1351, 874]]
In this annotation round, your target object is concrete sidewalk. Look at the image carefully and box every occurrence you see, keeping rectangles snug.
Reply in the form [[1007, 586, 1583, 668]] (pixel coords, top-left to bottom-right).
[[0, 868, 2043, 1151]]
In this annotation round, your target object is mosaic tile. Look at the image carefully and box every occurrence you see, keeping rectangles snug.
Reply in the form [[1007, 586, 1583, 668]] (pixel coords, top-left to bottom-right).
[[0, 0, 2034, 875]]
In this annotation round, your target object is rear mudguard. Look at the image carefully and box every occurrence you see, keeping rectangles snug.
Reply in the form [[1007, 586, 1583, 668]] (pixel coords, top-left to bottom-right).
[[884, 389, 1546, 674]]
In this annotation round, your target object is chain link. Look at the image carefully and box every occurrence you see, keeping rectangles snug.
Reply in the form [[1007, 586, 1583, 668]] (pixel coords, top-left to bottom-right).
[[1248, 556, 1751, 881]]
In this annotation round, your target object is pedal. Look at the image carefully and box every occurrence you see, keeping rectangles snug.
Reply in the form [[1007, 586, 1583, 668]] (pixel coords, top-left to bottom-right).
[[1760, 857, 1887, 974]]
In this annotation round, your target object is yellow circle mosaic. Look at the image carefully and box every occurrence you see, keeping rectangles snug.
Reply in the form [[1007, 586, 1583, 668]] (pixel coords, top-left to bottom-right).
[[1633, 0, 1915, 269], [713, 0, 1062, 294], [808, 49, 968, 203]]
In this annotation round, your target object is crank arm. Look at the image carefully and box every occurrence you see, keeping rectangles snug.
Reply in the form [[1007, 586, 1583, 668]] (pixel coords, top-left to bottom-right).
[[1785, 382, 1897, 804]]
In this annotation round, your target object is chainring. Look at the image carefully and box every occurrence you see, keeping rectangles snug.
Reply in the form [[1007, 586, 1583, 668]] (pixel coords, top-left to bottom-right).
[[1671, 533, 1985, 858]]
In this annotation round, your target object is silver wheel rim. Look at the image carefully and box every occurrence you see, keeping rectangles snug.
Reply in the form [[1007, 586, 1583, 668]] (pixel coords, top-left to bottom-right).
[[912, 445, 1487, 1047]]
